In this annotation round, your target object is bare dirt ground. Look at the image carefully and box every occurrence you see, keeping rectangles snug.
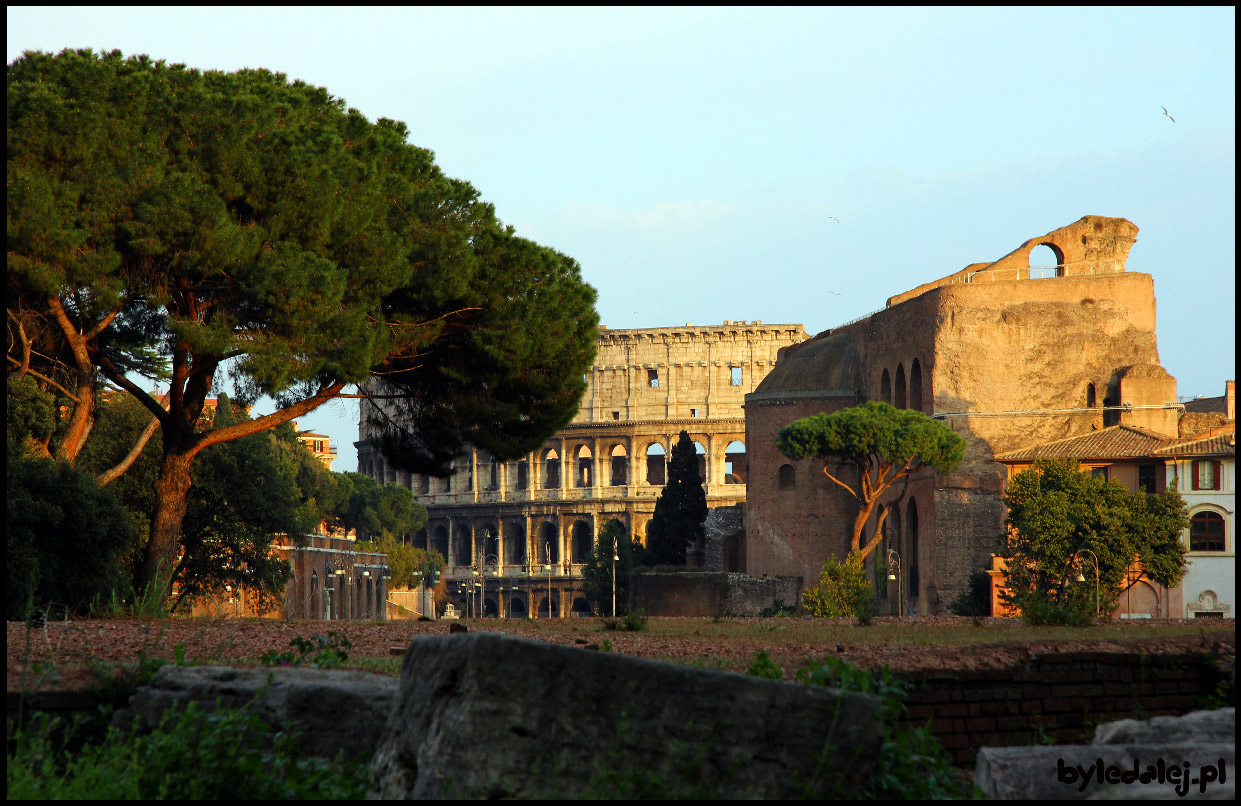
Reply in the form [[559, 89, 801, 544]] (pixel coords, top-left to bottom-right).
[[8, 615, 1234, 694]]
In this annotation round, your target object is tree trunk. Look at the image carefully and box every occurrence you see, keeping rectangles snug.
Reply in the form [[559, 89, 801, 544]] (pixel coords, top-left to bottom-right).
[[141, 449, 194, 604]]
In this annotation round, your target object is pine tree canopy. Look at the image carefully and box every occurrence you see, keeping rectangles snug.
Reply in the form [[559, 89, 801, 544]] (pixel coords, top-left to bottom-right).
[[643, 431, 708, 566]]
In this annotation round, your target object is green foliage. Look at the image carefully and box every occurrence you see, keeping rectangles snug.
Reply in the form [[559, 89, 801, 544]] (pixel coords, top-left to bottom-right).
[[600, 609, 648, 632], [794, 656, 970, 799], [581, 518, 640, 617], [777, 402, 965, 561], [335, 472, 428, 540], [947, 569, 993, 617], [7, 702, 368, 799], [999, 458, 1189, 623], [802, 552, 872, 618], [6, 374, 57, 457], [7, 456, 136, 620], [758, 598, 798, 618], [259, 631, 353, 669], [745, 650, 785, 680], [8, 49, 596, 600], [173, 399, 299, 612], [643, 431, 708, 566]]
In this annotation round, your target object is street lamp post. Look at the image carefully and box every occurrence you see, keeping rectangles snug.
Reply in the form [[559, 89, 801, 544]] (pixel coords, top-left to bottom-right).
[[544, 542, 554, 619], [612, 533, 619, 618], [1075, 549, 1100, 617], [886, 549, 902, 618]]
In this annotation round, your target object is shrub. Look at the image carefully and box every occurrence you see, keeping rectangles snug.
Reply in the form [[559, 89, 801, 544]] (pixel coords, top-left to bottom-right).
[[801, 552, 871, 618], [947, 570, 993, 617], [7, 701, 368, 799], [794, 656, 971, 799], [1013, 592, 1096, 626], [7, 457, 137, 620]]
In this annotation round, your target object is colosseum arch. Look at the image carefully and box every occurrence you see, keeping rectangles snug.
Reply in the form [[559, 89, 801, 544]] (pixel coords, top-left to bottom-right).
[[724, 441, 747, 484], [537, 521, 559, 565], [693, 440, 707, 482], [879, 368, 892, 405], [575, 444, 593, 488], [504, 520, 526, 565], [645, 442, 666, 486], [609, 444, 628, 486], [542, 448, 561, 489], [894, 364, 907, 409], [571, 520, 593, 564]]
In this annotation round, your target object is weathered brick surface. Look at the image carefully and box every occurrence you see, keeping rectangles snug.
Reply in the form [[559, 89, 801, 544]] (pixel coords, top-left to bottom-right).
[[894, 650, 1232, 766]]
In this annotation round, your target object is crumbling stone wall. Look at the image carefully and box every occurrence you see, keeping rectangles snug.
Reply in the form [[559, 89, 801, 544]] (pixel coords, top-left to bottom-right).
[[746, 217, 1181, 614]]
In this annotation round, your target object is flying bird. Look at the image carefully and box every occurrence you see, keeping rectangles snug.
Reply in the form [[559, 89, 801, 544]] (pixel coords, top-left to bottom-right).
[[829, 216, 841, 223], [1161, 106, 1175, 123], [829, 291, 841, 296]]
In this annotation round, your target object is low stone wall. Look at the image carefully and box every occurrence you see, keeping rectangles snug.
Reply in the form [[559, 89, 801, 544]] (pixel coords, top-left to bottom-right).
[[631, 571, 801, 616], [895, 649, 1233, 766]]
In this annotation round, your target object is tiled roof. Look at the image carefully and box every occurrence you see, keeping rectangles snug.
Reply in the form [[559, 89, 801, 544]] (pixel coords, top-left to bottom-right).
[[1154, 428, 1236, 458], [994, 425, 1177, 462]]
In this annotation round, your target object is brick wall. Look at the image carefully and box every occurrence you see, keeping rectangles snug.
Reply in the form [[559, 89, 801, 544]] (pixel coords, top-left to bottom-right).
[[895, 649, 1233, 766]]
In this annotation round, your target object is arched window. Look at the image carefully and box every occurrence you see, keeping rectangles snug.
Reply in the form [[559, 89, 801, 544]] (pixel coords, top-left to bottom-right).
[[645, 443, 666, 486], [543, 449, 560, 489], [880, 368, 892, 404], [693, 441, 707, 483], [1028, 243, 1064, 278], [538, 522, 559, 564], [909, 359, 923, 413], [1190, 511, 1225, 552], [432, 525, 449, 560], [571, 521, 593, 563], [778, 464, 796, 490], [894, 364, 907, 409], [575, 445, 593, 488], [1085, 382, 1096, 409], [505, 521, 526, 565], [610, 444, 628, 486], [516, 459, 530, 490], [724, 441, 747, 484]]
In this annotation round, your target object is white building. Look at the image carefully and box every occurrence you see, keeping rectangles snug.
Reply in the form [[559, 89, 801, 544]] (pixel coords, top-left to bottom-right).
[[1157, 425, 1235, 618]]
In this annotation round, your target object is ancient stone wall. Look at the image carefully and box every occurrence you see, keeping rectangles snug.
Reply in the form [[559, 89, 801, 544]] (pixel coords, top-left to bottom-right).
[[745, 217, 1181, 614]]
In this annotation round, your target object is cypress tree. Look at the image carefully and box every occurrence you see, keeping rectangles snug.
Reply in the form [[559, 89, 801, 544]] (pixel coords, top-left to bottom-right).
[[643, 431, 708, 566]]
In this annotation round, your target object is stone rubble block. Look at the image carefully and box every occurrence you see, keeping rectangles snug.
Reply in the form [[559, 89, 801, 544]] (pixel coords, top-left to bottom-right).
[[976, 709, 1235, 800], [114, 665, 397, 762], [368, 632, 884, 799]]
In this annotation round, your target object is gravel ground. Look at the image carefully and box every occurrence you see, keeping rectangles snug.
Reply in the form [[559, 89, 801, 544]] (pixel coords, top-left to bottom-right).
[[8, 615, 1234, 693]]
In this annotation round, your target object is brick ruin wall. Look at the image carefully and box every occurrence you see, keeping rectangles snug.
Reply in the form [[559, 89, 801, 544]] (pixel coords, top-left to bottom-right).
[[895, 646, 1234, 766], [745, 218, 1174, 613]]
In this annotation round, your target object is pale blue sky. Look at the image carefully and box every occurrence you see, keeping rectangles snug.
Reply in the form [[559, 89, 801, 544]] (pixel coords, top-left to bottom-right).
[[9, 7, 1235, 472]]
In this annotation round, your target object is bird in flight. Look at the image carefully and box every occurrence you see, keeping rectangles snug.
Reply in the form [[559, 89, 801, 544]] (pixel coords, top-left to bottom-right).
[[1161, 106, 1175, 123], [829, 291, 841, 296], [829, 216, 841, 223]]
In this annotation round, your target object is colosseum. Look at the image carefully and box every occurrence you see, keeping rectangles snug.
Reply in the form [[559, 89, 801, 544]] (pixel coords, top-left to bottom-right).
[[357, 321, 808, 617]]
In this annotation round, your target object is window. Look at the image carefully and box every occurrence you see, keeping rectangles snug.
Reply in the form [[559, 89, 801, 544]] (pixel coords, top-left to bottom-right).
[[778, 464, 796, 490], [1091, 466, 1109, 481], [690, 408, 698, 418], [1192, 460, 1221, 491], [612, 411, 620, 421], [648, 369, 659, 388], [517, 460, 529, 490], [1189, 511, 1225, 552], [730, 366, 743, 386], [1138, 465, 1157, 494]]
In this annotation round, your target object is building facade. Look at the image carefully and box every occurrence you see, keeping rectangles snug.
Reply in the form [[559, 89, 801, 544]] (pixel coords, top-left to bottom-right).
[[358, 321, 807, 617], [744, 216, 1189, 614]]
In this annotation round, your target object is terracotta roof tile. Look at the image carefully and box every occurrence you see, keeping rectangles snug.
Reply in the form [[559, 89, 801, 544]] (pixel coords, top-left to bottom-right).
[[994, 425, 1176, 462], [1154, 429, 1236, 458]]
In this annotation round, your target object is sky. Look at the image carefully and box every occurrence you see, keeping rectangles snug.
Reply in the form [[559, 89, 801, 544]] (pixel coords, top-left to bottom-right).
[[8, 7, 1235, 473]]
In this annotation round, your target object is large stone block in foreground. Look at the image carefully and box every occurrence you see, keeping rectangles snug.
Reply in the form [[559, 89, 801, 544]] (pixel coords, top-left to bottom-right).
[[368, 633, 884, 799], [114, 665, 397, 762]]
